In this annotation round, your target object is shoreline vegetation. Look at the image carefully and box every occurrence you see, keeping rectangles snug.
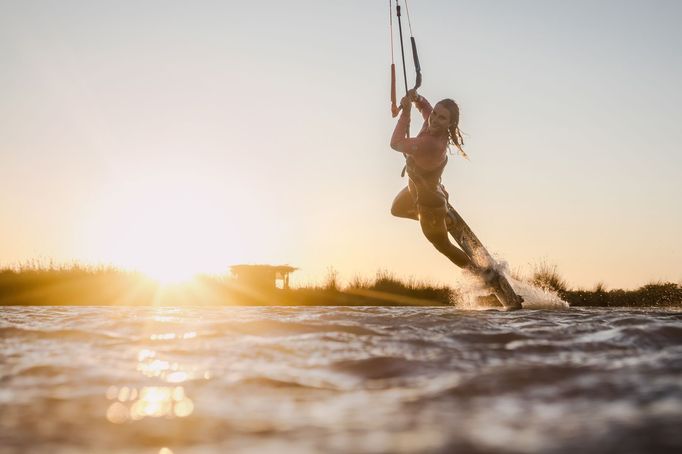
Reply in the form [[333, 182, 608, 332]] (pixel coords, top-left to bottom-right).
[[0, 264, 680, 308]]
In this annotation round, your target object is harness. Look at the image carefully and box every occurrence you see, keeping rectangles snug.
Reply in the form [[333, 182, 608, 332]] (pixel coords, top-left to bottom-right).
[[405, 156, 448, 209]]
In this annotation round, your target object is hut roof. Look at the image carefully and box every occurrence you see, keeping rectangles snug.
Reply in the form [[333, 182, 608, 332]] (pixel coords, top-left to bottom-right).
[[230, 264, 298, 274]]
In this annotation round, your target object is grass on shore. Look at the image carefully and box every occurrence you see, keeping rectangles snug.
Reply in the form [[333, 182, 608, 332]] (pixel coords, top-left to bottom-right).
[[522, 261, 681, 308], [0, 264, 457, 307], [0, 263, 680, 307]]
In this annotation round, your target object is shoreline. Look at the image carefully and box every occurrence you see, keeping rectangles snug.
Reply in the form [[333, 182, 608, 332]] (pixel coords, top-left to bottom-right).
[[1, 268, 680, 308]]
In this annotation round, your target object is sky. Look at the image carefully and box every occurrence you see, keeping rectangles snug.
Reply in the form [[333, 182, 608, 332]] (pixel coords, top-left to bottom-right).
[[1, 0, 681, 289]]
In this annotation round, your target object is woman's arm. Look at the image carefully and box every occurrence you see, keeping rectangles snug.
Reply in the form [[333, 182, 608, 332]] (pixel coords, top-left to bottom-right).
[[414, 95, 432, 121], [390, 92, 433, 153], [390, 96, 412, 152], [390, 107, 431, 155], [405, 88, 432, 121]]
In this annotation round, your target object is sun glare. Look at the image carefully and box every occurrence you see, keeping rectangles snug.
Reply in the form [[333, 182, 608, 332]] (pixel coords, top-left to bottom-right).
[[143, 265, 198, 286], [83, 173, 242, 283]]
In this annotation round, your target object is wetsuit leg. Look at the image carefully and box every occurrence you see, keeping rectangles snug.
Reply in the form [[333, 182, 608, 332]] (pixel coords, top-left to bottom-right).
[[419, 210, 472, 268], [390, 185, 419, 220]]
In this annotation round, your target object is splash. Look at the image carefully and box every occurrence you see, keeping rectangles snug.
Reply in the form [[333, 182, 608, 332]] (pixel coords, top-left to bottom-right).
[[456, 259, 570, 310], [495, 259, 569, 309], [509, 276, 570, 310]]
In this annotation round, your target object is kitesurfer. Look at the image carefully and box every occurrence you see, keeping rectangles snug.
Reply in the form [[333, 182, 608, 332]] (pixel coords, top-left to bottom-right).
[[389, 89, 475, 271]]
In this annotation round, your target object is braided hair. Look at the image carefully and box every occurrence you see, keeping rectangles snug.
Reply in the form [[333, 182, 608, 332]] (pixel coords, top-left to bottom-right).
[[436, 99, 468, 159]]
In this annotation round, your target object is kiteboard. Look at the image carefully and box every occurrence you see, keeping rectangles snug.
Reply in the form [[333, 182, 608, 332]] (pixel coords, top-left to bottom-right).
[[446, 205, 523, 311]]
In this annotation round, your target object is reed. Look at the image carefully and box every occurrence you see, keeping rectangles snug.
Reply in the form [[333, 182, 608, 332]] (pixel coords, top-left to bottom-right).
[[530, 261, 568, 293], [563, 282, 682, 308], [345, 269, 457, 305]]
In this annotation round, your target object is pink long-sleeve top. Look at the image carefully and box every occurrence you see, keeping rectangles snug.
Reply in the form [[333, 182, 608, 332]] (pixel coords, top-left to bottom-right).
[[390, 96, 448, 171]]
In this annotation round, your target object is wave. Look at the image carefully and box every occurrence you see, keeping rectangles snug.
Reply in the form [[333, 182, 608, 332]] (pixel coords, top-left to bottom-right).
[[211, 320, 381, 337], [4, 364, 80, 379], [232, 376, 335, 390], [330, 356, 429, 380], [0, 326, 125, 341]]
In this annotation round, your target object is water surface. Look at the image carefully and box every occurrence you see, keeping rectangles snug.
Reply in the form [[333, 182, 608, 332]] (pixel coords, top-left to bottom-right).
[[1, 306, 681, 453]]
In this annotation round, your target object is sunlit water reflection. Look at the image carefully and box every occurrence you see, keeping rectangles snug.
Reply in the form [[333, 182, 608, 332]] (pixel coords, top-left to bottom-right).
[[1, 306, 681, 453]]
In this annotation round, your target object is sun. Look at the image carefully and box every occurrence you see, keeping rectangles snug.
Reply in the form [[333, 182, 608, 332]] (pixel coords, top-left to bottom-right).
[[140, 262, 199, 286], [82, 172, 246, 283]]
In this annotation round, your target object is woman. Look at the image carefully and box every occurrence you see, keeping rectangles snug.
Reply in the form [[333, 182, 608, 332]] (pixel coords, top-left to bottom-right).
[[389, 89, 474, 270]]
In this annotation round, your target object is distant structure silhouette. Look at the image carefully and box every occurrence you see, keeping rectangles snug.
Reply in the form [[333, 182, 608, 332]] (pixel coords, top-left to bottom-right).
[[230, 264, 297, 290]]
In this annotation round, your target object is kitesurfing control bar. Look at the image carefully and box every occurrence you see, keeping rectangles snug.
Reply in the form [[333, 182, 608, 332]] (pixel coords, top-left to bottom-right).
[[396, 4, 409, 96], [389, 0, 422, 117], [411, 36, 421, 89]]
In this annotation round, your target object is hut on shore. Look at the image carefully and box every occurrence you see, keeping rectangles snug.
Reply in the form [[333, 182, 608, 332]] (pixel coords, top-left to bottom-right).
[[230, 264, 297, 290]]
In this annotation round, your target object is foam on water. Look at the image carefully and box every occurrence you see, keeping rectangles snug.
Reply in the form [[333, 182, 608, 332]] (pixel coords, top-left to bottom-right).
[[510, 277, 570, 310], [457, 259, 569, 310]]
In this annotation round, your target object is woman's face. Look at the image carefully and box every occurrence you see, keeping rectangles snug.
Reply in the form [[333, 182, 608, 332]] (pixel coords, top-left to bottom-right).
[[428, 103, 451, 135]]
